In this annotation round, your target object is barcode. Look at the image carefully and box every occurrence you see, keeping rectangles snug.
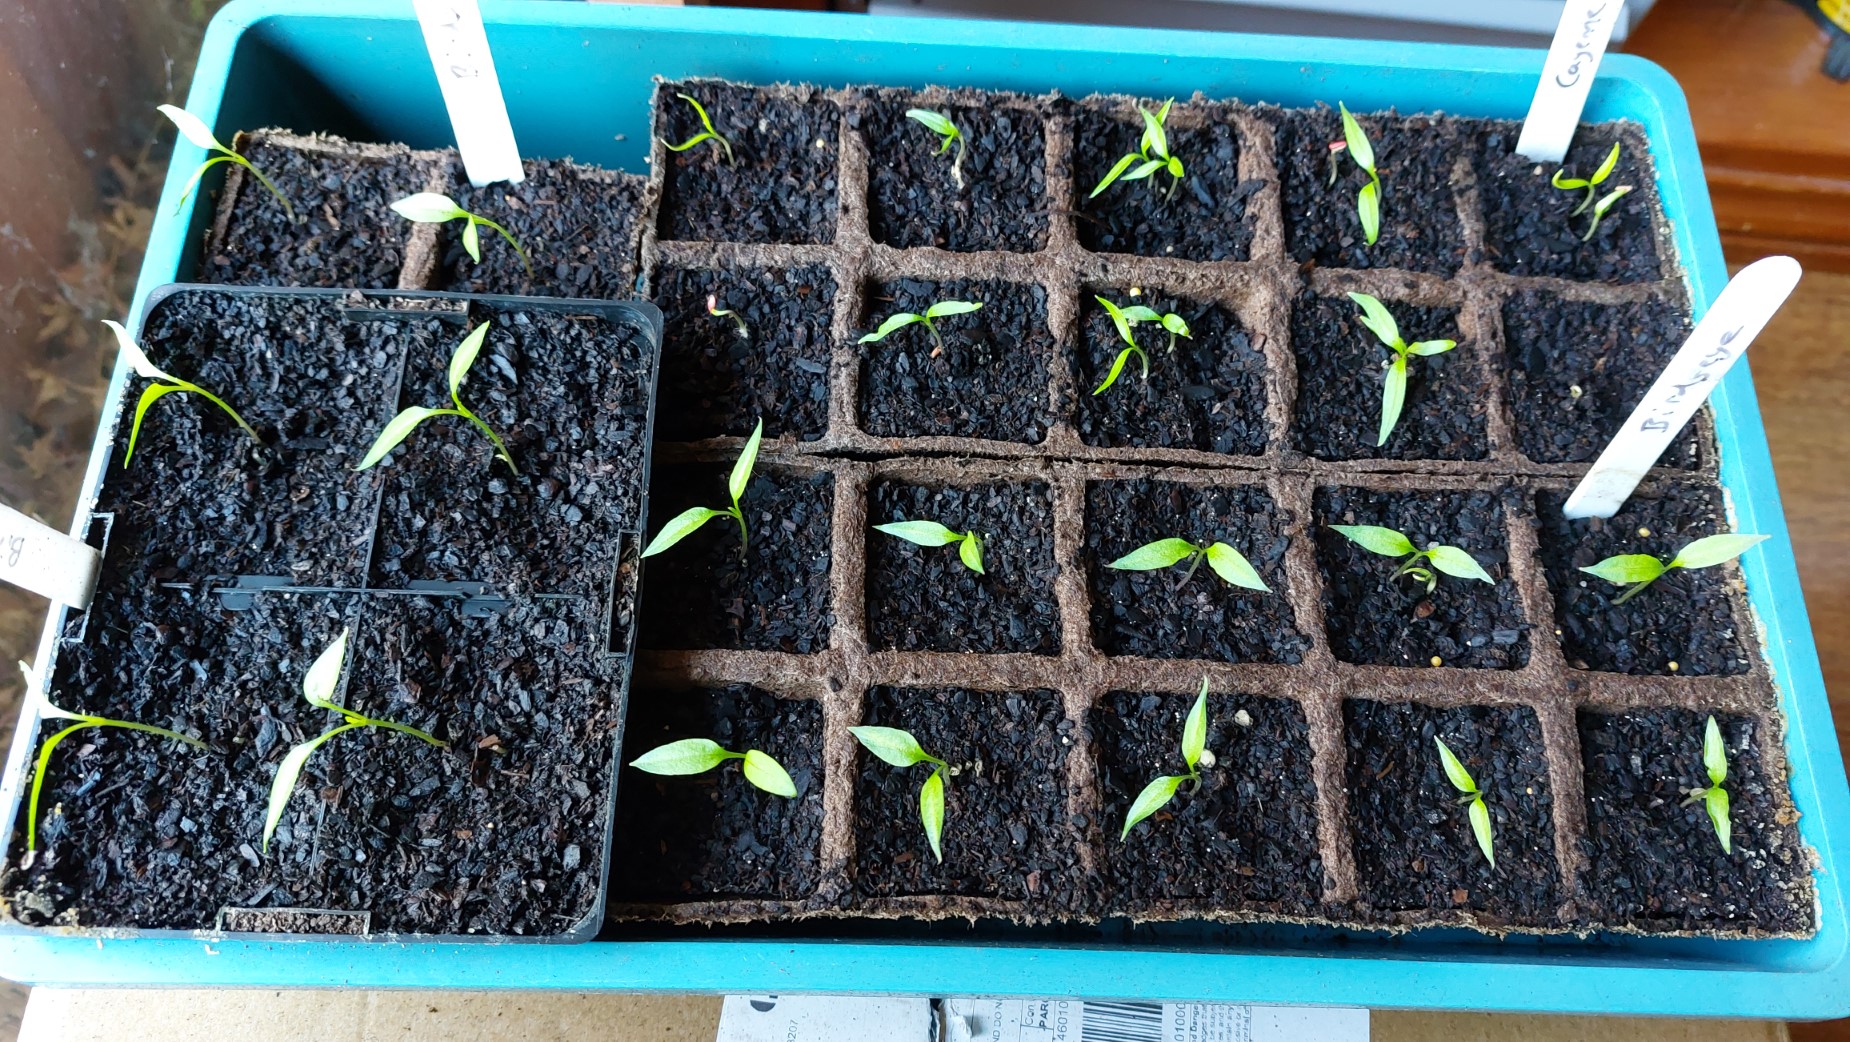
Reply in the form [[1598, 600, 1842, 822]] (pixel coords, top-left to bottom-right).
[[1082, 1001, 1162, 1042]]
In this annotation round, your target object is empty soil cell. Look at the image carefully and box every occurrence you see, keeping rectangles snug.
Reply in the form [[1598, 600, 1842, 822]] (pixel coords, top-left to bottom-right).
[[1275, 108, 1467, 275], [1072, 288, 1269, 455], [1071, 99, 1260, 261], [1502, 291, 1703, 468], [637, 464, 833, 654], [855, 92, 1048, 253], [1290, 292, 1485, 462], [651, 264, 834, 442], [435, 159, 646, 298], [1472, 121, 1663, 284], [1084, 479, 1308, 663], [611, 685, 824, 903], [1343, 699, 1562, 923], [1577, 708, 1812, 934], [656, 82, 839, 245], [1313, 486, 1530, 670], [1093, 690, 1323, 914], [865, 478, 1060, 655], [850, 686, 1077, 903], [1535, 486, 1754, 676], [857, 277, 1053, 443]]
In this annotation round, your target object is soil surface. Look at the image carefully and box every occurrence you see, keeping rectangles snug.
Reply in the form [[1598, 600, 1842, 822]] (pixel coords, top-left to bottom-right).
[[1313, 487, 1530, 670], [850, 686, 1077, 902], [1093, 690, 1323, 913], [1535, 486, 1753, 676], [651, 264, 834, 441], [1073, 288, 1268, 455], [637, 465, 834, 654], [1275, 108, 1466, 275], [1290, 293, 1483, 461], [438, 158, 646, 299], [1085, 480, 1307, 663], [1471, 121, 1664, 284], [857, 277, 1053, 443], [1577, 708, 1812, 933], [865, 478, 1060, 655], [611, 685, 823, 902], [657, 82, 839, 245], [1071, 100, 1261, 261], [1343, 699, 1561, 923], [855, 95, 1048, 253]]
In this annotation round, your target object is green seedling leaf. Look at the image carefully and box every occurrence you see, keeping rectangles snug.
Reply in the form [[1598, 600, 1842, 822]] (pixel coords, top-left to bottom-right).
[[158, 104, 225, 151], [1672, 533, 1768, 570], [263, 723, 362, 852], [1356, 178, 1381, 246], [1138, 102, 1170, 160], [742, 749, 798, 797], [850, 726, 939, 768], [1583, 185, 1634, 241], [1338, 102, 1374, 172], [448, 322, 491, 400], [1330, 525, 1416, 558], [110, 320, 260, 467], [1123, 158, 1167, 182], [301, 629, 349, 710], [1706, 785, 1732, 854], [1378, 355, 1407, 447], [924, 300, 983, 321], [958, 532, 985, 575], [1591, 141, 1621, 184], [125, 383, 185, 466], [665, 93, 734, 164], [390, 192, 469, 224], [1468, 795, 1496, 867], [906, 107, 957, 139], [104, 319, 170, 381], [919, 768, 946, 862], [357, 406, 445, 471], [1090, 153, 1142, 198], [1426, 545, 1494, 584], [1434, 736, 1479, 795], [640, 506, 726, 558], [1121, 774, 1186, 840], [1551, 171, 1591, 192], [729, 418, 764, 508], [1204, 542, 1268, 592], [1108, 538, 1199, 571], [1093, 344, 1147, 395], [1348, 292, 1401, 348], [631, 737, 733, 776], [1096, 296, 1137, 345], [1407, 339, 1456, 356], [461, 219, 482, 263], [1119, 305, 1162, 323], [859, 312, 927, 343], [1703, 715, 1728, 786], [1161, 313, 1191, 338], [1181, 681, 1208, 771], [1581, 553, 1667, 585], [874, 520, 963, 547]]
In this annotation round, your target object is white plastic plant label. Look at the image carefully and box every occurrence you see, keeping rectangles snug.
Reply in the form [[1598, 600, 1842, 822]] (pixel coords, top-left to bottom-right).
[[1564, 255, 1803, 520], [412, 0, 525, 186], [1515, 0, 1627, 163], [0, 502, 100, 609], [943, 997, 1369, 1042]]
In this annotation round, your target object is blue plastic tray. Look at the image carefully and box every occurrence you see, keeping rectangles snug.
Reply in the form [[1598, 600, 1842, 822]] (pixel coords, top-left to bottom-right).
[[1, 0, 1844, 1018]]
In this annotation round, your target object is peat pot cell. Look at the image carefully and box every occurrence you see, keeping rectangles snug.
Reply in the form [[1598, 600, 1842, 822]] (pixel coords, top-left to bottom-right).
[[866, 478, 1059, 655], [1275, 108, 1467, 275], [367, 304, 654, 599], [612, 685, 823, 904], [856, 91, 1049, 253], [857, 278, 1053, 444], [1074, 288, 1269, 455], [437, 159, 646, 298], [638, 464, 833, 653], [1094, 690, 1323, 915], [1343, 699, 1562, 924], [1290, 291, 1484, 461], [657, 81, 839, 246], [1577, 708, 1813, 934], [850, 686, 1077, 902], [652, 264, 833, 442], [203, 131, 440, 289], [1085, 479, 1307, 663], [1473, 122, 1664, 284], [1536, 486, 1755, 676], [1072, 98, 1259, 261], [1314, 487, 1530, 670], [1502, 291, 1701, 468]]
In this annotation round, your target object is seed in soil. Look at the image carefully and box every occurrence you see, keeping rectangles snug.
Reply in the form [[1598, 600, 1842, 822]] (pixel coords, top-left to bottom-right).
[[629, 736, 798, 798], [390, 190, 533, 278], [1472, 121, 1663, 283], [1118, 677, 1210, 839], [1073, 98, 1259, 261], [160, 104, 293, 219], [857, 93, 1048, 252], [357, 321, 518, 475], [1580, 532, 1767, 606], [1344, 292, 1459, 447], [1326, 522, 1494, 595], [850, 725, 951, 861], [1089, 294, 1191, 396], [106, 319, 261, 467], [1108, 537, 1268, 593], [656, 82, 839, 245], [640, 420, 763, 561], [859, 298, 984, 360], [872, 518, 985, 575]]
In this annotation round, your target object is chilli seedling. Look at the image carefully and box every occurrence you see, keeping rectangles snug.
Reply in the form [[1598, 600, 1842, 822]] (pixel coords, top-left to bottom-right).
[[358, 321, 517, 475], [1551, 142, 1634, 241], [1329, 524, 1493, 593], [873, 519, 985, 575], [1681, 715, 1733, 854], [105, 319, 260, 468], [263, 629, 447, 852], [706, 294, 750, 340], [1580, 533, 1767, 605], [850, 726, 949, 861], [1091, 98, 1185, 200], [1347, 292, 1457, 447], [906, 108, 967, 190], [159, 104, 293, 219], [1121, 678, 1213, 840], [1334, 102, 1381, 246], [1108, 537, 1267, 593], [630, 736, 797, 798], [640, 418, 764, 560], [858, 299, 983, 359], [664, 92, 735, 165], [1092, 295, 1191, 395], [1435, 736, 1495, 867], [390, 192, 534, 278]]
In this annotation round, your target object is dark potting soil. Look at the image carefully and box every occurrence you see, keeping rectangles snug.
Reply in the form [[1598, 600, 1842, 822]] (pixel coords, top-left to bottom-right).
[[651, 264, 833, 441], [865, 478, 1060, 655], [636, 465, 833, 654], [1577, 708, 1812, 933], [1471, 121, 1664, 284], [1275, 108, 1467, 275], [1534, 486, 1753, 676], [656, 82, 839, 246], [611, 685, 823, 903], [1314, 487, 1530, 670], [437, 158, 646, 298], [1290, 293, 1485, 461], [849, 686, 1077, 902], [1093, 690, 1323, 913], [1073, 288, 1269, 455], [1343, 699, 1562, 923], [854, 94, 1049, 253], [1071, 100, 1260, 261], [1084, 480, 1307, 663], [366, 304, 654, 599], [857, 277, 1053, 444], [1501, 291, 1703, 468]]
